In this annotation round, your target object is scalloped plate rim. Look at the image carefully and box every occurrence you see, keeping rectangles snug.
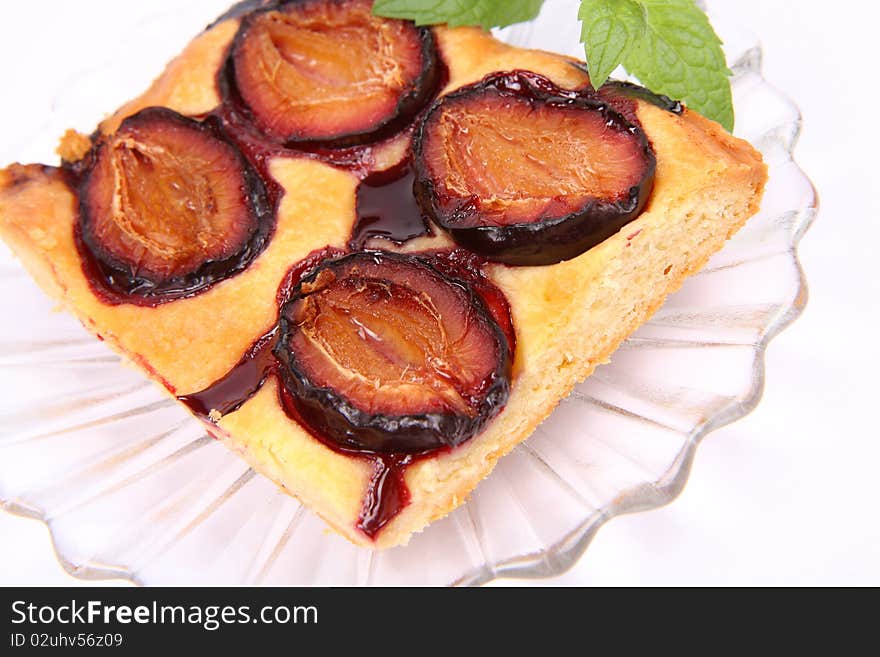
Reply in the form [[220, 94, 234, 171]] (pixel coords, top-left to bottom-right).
[[0, 6, 818, 587]]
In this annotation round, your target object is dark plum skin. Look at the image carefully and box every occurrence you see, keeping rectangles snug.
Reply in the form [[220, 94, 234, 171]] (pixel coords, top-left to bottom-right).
[[413, 71, 657, 266], [208, 0, 275, 28], [598, 80, 683, 115], [227, 0, 441, 148], [78, 107, 273, 304], [565, 60, 684, 115], [274, 251, 512, 455]]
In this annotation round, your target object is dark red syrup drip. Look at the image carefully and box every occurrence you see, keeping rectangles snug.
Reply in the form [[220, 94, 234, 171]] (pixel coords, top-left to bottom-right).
[[277, 377, 448, 538], [359, 455, 412, 538], [350, 162, 431, 249], [178, 328, 278, 419], [176, 246, 345, 419]]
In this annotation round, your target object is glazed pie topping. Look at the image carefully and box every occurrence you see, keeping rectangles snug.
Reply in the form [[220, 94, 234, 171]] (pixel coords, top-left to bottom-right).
[[62, 1, 677, 539]]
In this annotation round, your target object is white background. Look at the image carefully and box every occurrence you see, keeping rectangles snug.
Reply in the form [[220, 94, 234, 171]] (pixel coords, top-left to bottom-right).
[[0, 0, 877, 586]]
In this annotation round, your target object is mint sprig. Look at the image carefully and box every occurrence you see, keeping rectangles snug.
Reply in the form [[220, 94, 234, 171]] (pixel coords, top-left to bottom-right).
[[578, 0, 645, 91], [372, 0, 734, 131]]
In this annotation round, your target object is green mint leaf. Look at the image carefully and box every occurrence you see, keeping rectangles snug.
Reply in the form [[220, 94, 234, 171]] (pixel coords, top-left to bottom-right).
[[620, 0, 733, 130], [578, 0, 645, 89], [372, 0, 545, 30]]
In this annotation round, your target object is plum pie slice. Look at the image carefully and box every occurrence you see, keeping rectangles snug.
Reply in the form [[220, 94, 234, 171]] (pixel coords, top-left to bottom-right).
[[0, 0, 767, 548]]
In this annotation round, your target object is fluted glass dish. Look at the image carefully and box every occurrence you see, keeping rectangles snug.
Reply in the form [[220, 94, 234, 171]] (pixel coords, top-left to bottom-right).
[[0, 0, 816, 585]]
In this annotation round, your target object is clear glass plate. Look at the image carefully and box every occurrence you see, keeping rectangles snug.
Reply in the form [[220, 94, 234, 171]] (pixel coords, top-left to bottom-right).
[[0, 0, 816, 585]]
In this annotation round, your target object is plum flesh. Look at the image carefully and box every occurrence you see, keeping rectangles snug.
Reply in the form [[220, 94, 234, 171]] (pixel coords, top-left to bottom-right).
[[79, 107, 272, 302], [230, 0, 439, 146], [275, 251, 511, 455], [414, 71, 656, 265]]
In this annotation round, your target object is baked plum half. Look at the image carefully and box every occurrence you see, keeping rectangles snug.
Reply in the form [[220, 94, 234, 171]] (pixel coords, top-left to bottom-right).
[[275, 251, 511, 455], [229, 0, 439, 146], [79, 107, 272, 302], [414, 71, 656, 265]]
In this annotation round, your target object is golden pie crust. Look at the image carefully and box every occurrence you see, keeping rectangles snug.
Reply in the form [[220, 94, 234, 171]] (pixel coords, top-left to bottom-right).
[[0, 14, 766, 548]]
